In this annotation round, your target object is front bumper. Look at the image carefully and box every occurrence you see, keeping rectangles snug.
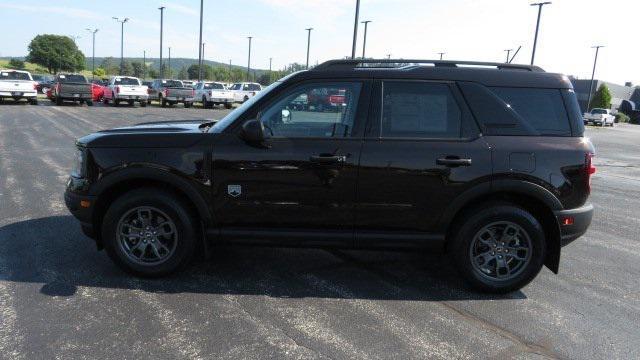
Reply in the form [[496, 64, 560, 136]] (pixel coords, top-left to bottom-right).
[[64, 177, 97, 240], [555, 203, 594, 247]]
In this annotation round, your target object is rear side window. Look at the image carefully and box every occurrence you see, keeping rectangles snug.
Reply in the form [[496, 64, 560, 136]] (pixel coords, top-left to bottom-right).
[[381, 82, 462, 138], [247, 84, 261, 91], [490, 87, 571, 136]]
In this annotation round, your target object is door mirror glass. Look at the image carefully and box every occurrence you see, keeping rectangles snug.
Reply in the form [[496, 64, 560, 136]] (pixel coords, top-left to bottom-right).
[[240, 119, 270, 145], [281, 109, 291, 123]]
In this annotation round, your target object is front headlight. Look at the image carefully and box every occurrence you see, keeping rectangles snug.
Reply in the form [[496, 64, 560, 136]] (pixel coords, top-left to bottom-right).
[[71, 148, 86, 178]]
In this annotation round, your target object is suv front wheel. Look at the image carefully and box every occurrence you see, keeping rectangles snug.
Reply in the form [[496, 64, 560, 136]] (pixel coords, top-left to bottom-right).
[[101, 189, 197, 277], [451, 204, 546, 293]]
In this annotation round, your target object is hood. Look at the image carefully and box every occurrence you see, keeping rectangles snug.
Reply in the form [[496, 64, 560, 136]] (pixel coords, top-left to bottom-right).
[[78, 120, 216, 148]]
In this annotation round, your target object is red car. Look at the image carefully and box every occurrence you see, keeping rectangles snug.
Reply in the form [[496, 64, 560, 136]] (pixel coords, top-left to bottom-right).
[[91, 83, 105, 102]]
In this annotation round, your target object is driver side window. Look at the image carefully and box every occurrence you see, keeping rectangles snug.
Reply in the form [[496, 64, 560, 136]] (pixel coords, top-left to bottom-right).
[[261, 82, 362, 138]]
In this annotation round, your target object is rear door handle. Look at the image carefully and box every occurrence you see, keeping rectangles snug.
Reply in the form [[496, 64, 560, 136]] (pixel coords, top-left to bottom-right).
[[310, 155, 347, 164], [436, 157, 472, 167]]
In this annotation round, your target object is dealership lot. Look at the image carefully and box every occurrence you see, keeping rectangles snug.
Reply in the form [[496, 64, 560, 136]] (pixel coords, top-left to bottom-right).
[[0, 103, 639, 359]]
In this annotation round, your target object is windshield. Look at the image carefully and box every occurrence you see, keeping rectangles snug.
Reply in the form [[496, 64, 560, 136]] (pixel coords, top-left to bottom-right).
[[591, 109, 607, 114], [210, 81, 283, 133], [114, 77, 140, 86], [161, 80, 183, 87], [204, 83, 225, 90], [1, 71, 31, 80], [58, 74, 87, 83]]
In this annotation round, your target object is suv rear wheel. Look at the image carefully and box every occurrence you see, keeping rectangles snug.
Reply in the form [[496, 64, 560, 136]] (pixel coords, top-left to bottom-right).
[[450, 204, 545, 293], [101, 189, 198, 277]]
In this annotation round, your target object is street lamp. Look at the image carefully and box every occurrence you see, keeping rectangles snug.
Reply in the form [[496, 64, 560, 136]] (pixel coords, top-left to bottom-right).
[[159, 6, 166, 78], [168, 47, 171, 78], [247, 36, 252, 82], [269, 57, 272, 83], [504, 49, 513, 63], [85, 28, 98, 80], [530, 2, 551, 65], [438, 52, 445, 60], [587, 45, 605, 112], [351, 0, 361, 59], [361, 20, 371, 59], [305, 28, 313, 69], [112, 17, 129, 75], [143, 50, 146, 80], [197, 0, 204, 81]]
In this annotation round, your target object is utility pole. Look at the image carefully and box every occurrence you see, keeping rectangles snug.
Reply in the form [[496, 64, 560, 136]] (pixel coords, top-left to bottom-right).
[[530, 2, 551, 65], [247, 36, 252, 82], [159, 6, 165, 78], [202, 43, 206, 80], [587, 45, 605, 112], [269, 57, 272, 83], [112, 17, 129, 75], [143, 50, 146, 79], [438, 52, 445, 60], [386, 54, 391, 59], [351, 0, 361, 59], [85, 28, 98, 80], [361, 20, 371, 59], [197, 0, 204, 81], [305, 28, 313, 69], [504, 49, 512, 63], [168, 47, 171, 78]]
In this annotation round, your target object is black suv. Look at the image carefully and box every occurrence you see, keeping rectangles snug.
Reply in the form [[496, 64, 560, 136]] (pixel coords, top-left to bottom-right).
[[64, 59, 594, 293]]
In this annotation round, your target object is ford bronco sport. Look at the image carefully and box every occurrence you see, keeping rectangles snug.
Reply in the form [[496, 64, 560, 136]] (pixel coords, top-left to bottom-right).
[[65, 59, 595, 293]]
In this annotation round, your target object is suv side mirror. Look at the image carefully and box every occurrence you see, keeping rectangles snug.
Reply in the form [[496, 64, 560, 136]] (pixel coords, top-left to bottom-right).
[[240, 119, 271, 147]]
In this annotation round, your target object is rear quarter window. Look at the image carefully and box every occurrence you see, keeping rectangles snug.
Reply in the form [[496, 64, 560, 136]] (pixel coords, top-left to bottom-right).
[[490, 87, 571, 136]]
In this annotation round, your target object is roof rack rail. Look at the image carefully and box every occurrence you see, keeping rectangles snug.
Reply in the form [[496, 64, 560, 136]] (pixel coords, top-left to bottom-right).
[[313, 59, 544, 72]]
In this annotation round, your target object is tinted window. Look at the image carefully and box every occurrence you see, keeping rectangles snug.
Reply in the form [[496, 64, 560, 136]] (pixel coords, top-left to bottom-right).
[[113, 77, 140, 85], [161, 80, 183, 87], [381, 82, 462, 138], [0, 71, 31, 80], [247, 84, 261, 91], [261, 82, 362, 138], [204, 83, 224, 90], [58, 75, 87, 83], [591, 108, 607, 114], [491, 87, 571, 136]]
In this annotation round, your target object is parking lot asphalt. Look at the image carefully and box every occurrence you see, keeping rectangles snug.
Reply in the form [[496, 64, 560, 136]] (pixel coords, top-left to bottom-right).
[[0, 102, 639, 359]]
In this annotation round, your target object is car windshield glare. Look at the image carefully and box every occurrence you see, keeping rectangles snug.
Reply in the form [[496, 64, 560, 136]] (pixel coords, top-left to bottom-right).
[[211, 81, 283, 133], [114, 77, 140, 86], [59, 75, 87, 83], [1, 71, 31, 80]]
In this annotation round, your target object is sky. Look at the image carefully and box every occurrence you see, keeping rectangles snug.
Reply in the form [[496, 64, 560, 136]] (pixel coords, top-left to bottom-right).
[[0, 0, 634, 84]]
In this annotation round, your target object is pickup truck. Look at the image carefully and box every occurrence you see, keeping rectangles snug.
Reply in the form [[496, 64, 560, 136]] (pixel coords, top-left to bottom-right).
[[194, 81, 234, 109], [0, 69, 38, 105], [51, 74, 93, 106], [228, 82, 262, 103], [149, 79, 195, 108], [584, 108, 615, 127], [102, 76, 148, 107]]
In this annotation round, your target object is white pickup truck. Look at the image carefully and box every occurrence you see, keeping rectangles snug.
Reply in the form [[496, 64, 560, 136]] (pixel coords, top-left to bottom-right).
[[194, 81, 234, 109], [228, 82, 262, 103], [584, 108, 615, 127], [102, 76, 148, 107], [0, 69, 38, 105]]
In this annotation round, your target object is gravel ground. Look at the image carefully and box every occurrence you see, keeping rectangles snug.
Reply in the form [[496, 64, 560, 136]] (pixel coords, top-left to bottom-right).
[[0, 101, 638, 359]]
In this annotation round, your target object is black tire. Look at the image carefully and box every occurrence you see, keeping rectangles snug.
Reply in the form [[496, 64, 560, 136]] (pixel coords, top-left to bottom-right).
[[101, 189, 198, 277], [450, 204, 546, 293], [56, 96, 63, 106], [29, 98, 38, 105], [114, 99, 120, 106], [184, 102, 192, 108], [103, 97, 109, 105], [86, 100, 94, 107], [128, 100, 134, 106], [140, 101, 147, 107], [224, 103, 232, 109], [161, 97, 167, 107]]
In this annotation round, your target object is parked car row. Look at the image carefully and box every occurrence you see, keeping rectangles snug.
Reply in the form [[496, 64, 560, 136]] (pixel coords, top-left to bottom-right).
[[3, 69, 265, 108]]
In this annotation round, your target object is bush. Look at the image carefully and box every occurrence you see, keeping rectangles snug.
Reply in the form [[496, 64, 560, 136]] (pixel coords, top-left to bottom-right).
[[8, 58, 25, 69], [615, 112, 630, 123], [93, 67, 106, 77]]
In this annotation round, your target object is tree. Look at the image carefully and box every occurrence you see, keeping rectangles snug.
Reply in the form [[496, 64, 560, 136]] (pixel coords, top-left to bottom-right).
[[8, 58, 25, 69], [100, 57, 119, 75], [591, 84, 612, 110], [130, 62, 144, 78], [26, 34, 85, 74], [93, 67, 106, 78], [177, 66, 188, 80], [148, 67, 159, 79]]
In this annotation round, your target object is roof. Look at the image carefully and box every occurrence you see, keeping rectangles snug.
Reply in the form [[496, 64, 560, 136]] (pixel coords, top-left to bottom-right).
[[300, 59, 572, 89]]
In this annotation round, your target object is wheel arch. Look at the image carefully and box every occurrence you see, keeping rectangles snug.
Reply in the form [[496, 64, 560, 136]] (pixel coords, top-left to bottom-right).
[[442, 180, 562, 273]]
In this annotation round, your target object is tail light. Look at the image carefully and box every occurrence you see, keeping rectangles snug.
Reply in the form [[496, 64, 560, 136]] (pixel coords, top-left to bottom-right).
[[163, 89, 168, 97], [208, 91, 212, 97], [585, 153, 596, 194], [191, 89, 195, 97], [56, 83, 60, 93], [116, 86, 120, 94], [33, 82, 38, 90]]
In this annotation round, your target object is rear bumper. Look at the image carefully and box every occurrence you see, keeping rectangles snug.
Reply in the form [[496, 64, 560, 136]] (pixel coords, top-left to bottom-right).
[[555, 203, 594, 247], [166, 96, 194, 102], [115, 94, 148, 100], [0, 91, 37, 98]]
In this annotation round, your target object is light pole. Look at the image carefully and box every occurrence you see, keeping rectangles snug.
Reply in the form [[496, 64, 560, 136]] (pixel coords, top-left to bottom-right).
[[530, 2, 551, 65], [85, 28, 98, 80], [202, 43, 206, 80], [168, 47, 171, 78], [587, 45, 605, 112], [361, 20, 371, 59], [159, 6, 165, 78], [197, 0, 204, 81], [269, 57, 272, 83], [247, 36, 252, 82], [504, 49, 512, 63], [305, 28, 313, 69], [112, 17, 129, 75], [351, 0, 361, 59], [386, 54, 391, 59], [438, 52, 445, 60], [143, 50, 146, 80]]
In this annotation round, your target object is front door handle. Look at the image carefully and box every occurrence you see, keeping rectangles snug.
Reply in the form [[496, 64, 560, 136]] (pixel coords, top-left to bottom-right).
[[436, 157, 472, 167], [310, 154, 347, 164]]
